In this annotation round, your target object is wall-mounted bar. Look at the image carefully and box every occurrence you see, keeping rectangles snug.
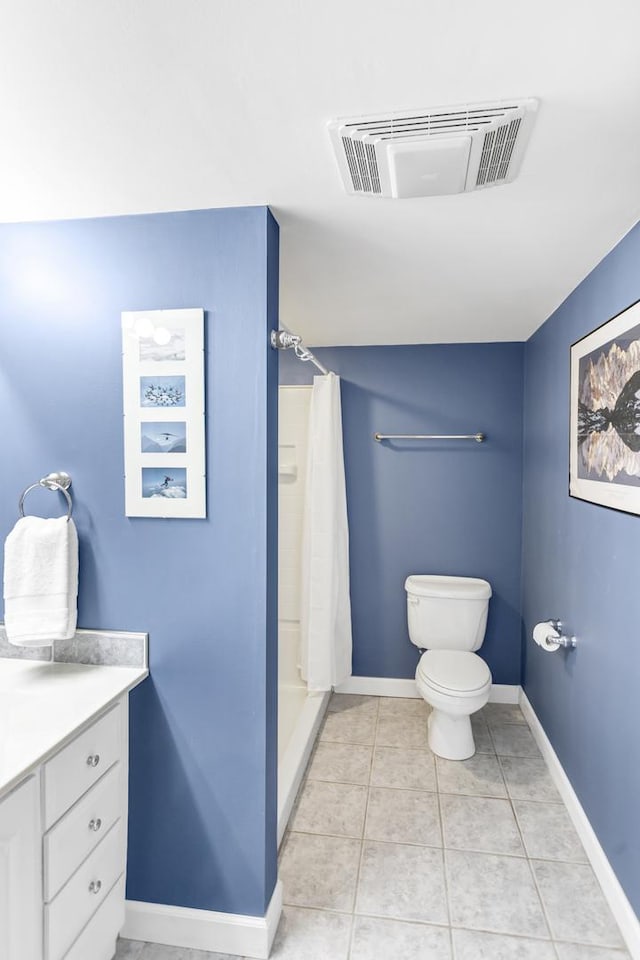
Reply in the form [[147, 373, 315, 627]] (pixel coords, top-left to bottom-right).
[[270, 329, 330, 376], [374, 432, 486, 443]]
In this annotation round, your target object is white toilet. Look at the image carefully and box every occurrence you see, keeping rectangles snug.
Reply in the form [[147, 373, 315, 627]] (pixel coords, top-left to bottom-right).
[[405, 574, 492, 760]]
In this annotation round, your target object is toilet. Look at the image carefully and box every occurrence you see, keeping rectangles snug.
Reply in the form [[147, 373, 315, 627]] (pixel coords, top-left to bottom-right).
[[405, 575, 492, 760]]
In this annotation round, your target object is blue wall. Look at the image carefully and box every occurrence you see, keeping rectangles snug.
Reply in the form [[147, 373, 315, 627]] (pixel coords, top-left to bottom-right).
[[0, 208, 279, 917], [523, 221, 640, 914], [281, 343, 524, 684]]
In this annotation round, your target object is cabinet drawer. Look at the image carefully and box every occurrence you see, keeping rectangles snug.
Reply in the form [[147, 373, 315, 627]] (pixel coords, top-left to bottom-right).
[[44, 762, 122, 902], [62, 874, 125, 960], [45, 819, 125, 960], [44, 704, 121, 828]]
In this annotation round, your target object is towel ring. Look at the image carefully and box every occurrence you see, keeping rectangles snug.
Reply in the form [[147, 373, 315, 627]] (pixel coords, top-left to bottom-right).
[[18, 472, 73, 521]]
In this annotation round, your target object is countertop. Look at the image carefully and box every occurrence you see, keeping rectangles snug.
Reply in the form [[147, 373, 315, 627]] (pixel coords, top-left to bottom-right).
[[0, 658, 148, 801]]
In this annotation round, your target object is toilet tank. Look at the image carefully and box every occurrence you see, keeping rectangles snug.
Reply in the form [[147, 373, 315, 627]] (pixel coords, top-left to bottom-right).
[[405, 575, 492, 652]]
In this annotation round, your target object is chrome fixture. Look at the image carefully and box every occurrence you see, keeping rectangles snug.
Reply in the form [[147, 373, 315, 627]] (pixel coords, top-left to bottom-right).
[[270, 329, 330, 376], [18, 472, 73, 520], [374, 432, 485, 443], [547, 620, 578, 649]]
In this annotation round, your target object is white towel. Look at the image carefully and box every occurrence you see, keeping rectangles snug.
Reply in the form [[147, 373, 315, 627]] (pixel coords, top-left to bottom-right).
[[3, 516, 78, 647]]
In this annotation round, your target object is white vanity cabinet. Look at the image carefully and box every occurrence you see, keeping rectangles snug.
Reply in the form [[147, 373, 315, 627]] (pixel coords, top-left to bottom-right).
[[0, 776, 41, 960], [0, 697, 130, 960]]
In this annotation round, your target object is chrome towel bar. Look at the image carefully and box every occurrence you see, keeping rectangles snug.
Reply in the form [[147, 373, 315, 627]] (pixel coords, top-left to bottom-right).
[[18, 472, 73, 520], [374, 433, 486, 443]]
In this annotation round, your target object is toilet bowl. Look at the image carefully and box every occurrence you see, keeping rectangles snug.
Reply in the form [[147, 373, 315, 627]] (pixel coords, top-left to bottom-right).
[[416, 649, 491, 760], [405, 575, 492, 760]]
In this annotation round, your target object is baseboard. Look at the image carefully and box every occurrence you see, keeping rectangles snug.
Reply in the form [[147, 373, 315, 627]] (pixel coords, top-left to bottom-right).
[[334, 675, 521, 704], [335, 675, 420, 698], [487, 684, 521, 704], [520, 692, 640, 960], [122, 880, 282, 959]]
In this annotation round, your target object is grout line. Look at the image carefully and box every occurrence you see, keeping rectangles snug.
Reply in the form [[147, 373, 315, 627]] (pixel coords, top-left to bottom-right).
[[346, 695, 380, 960], [284, 829, 617, 870], [289, 696, 625, 959], [435, 760, 453, 935]]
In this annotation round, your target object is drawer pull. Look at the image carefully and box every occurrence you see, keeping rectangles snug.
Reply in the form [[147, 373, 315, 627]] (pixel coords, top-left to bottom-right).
[[88, 879, 102, 895], [86, 754, 100, 768], [88, 818, 102, 832]]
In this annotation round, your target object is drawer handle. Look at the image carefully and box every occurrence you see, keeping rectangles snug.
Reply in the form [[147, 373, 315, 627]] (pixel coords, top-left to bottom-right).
[[88, 880, 102, 895], [88, 818, 102, 832], [86, 754, 100, 768]]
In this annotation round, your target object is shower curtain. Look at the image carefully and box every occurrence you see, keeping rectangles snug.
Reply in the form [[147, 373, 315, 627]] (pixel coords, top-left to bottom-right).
[[300, 373, 353, 692]]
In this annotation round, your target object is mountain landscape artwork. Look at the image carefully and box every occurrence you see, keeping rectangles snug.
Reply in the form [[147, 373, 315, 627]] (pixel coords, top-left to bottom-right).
[[141, 421, 187, 453], [571, 301, 640, 515]]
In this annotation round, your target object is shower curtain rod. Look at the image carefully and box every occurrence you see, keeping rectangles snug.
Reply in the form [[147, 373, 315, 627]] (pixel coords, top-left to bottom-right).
[[270, 329, 330, 376]]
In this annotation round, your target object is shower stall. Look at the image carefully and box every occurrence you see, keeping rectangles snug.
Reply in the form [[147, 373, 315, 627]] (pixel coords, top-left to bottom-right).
[[274, 332, 352, 844]]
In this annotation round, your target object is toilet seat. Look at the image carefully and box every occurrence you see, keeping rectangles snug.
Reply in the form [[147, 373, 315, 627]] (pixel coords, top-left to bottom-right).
[[417, 650, 491, 696]]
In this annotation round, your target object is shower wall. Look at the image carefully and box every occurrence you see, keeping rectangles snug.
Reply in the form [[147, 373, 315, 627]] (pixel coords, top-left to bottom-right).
[[278, 386, 312, 755]]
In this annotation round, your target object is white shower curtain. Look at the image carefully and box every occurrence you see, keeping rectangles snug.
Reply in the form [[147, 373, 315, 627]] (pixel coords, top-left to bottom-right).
[[299, 373, 353, 692]]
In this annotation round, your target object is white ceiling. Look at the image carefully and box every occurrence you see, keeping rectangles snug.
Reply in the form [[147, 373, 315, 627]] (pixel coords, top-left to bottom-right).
[[2, 1, 640, 345]]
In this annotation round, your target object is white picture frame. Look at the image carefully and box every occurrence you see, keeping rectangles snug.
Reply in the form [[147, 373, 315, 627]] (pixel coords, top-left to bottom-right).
[[122, 308, 206, 518]]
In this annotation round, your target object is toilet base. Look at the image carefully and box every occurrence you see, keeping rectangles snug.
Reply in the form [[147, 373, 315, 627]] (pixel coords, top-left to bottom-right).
[[428, 708, 475, 761]]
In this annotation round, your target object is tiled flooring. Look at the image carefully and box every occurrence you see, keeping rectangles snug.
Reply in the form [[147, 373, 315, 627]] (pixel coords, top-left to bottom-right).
[[116, 694, 630, 960]]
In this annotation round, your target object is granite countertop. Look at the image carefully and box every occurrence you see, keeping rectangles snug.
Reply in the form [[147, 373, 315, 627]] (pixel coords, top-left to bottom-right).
[[0, 658, 148, 800]]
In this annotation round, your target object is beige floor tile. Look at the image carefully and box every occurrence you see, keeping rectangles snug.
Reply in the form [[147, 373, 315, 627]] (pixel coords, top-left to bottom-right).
[[532, 860, 625, 948], [351, 916, 451, 959], [445, 849, 548, 938], [290, 780, 367, 838], [440, 795, 524, 856], [320, 709, 377, 745], [365, 786, 441, 846], [327, 694, 379, 716], [554, 944, 630, 959], [356, 840, 448, 924], [482, 703, 527, 726], [115, 942, 145, 960], [279, 832, 361, 911], [436, 753, 507, 798], [377, 697, 430, 720], [268, 906, 352, 959], [499, 756, 561, 803], [138, 945, 236, 959], [307, 741, 372, 785], [370, 746, 436, 792], [514, 800, 587, 862], [452, 928, 556, 959], [376, 715, 428, 749], [471, 713, 496, 754], [491, 723, 541, 758]]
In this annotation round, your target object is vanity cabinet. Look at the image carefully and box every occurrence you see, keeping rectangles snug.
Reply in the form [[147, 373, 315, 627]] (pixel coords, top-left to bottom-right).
[[0, 698, 129, 960], [0, 776, 41, 960]]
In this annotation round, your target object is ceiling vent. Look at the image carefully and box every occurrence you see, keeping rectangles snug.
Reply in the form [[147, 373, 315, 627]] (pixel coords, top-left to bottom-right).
[[328, 99, 538, 199]]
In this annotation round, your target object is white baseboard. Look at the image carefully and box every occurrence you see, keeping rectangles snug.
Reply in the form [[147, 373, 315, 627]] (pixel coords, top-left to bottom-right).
[[487, 684, 521, 704], [334, 675, 520, 704], [335, 675, 420, 698], [122, 879, 282, 959], [520, 692, 640, 960]]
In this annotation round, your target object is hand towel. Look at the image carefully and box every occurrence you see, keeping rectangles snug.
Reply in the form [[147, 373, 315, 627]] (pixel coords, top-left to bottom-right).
[[3, 516, 78, 646]]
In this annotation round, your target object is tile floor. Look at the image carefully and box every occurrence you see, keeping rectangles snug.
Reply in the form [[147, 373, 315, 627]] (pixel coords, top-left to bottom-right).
[[116, 694, 630, 960]]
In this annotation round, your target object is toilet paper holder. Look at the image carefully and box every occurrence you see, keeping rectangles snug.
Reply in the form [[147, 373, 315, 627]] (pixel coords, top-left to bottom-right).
[[545, 620, 577, 649]]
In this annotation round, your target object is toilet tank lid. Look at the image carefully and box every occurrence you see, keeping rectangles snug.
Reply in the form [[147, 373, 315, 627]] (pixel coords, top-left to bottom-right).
[[405, 575, 492, 600]]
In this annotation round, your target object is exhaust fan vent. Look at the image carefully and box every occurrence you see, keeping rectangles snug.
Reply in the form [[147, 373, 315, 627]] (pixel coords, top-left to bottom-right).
[[329, 99, 538, 198]]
